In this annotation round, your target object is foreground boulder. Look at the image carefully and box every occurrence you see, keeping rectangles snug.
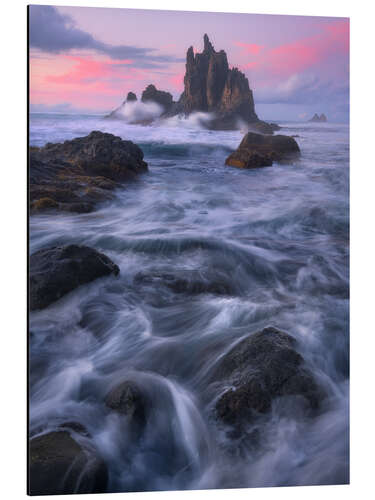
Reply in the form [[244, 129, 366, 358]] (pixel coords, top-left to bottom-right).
[[213, 327, 323, 426], [29, 244, 119, 310], [29, 431, 108, 495], [225, 132, 300, 169], [30, 131, 148, 213], [134, 269, 234, 296]]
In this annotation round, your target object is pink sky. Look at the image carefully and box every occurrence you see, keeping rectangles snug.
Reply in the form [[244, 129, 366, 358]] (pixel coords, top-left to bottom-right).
[[29, 6, 349, 121]]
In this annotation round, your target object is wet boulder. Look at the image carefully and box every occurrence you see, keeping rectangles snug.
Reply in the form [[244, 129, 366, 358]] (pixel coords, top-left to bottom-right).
[[225, 132, 300, 169], [30, 131, 147, 213], [105, 381, 147, 432], [213, 327, 323, 426], [29, 430, 108, 495], [134, 269, 234, 296], [29, 244, 119, 310]]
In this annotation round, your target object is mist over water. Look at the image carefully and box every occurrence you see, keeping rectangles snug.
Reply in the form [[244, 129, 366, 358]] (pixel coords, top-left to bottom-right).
[[29, 113, 349, 491]]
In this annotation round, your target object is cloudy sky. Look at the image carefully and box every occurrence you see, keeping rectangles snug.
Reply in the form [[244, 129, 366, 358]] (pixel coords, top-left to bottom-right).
[[29, 5, 349, 121]]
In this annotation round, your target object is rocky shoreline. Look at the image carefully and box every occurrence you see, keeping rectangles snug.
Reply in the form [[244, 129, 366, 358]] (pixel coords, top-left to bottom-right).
[[28, 116, 343, 494]]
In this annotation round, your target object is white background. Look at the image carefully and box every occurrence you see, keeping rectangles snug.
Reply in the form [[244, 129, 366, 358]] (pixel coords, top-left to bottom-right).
[[0, 0, 374, 498]]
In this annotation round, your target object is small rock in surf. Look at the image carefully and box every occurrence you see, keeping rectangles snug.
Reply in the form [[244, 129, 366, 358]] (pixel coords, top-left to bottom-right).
[[225, 132, 300, 169], [29, 244, 119, 310], [213, 326, 324, 426]]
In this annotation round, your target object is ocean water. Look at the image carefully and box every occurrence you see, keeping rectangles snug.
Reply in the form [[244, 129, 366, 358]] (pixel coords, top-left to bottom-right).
[[29, 113, 349, 491]]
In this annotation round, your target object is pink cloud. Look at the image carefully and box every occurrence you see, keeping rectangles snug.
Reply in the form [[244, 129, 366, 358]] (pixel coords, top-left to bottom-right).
[[45, 55, 134, 85], [240, 61, 259, 70], [266, 20, 349, 76], [234, 42, 264, 55], [30, 53, 151, 110], [236, 19, 349, 79]]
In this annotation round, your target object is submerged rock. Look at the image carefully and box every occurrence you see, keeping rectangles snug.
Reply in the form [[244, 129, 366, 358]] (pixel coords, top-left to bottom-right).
[[30, 131, 147, 213], [213, 327, 323, 426], [105, 381, 147, 425], [134, 269, 234, 296], [225, 132, 300, 169], [29, 244, 119, 310], [29, 431, 108, 495]]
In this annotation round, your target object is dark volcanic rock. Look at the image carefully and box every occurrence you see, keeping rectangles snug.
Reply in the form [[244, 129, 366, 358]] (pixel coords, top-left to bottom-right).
[[141, 84, 174, 112], [108, 34, 279, 132], [126, 91, 137, 102], [213, 327, 323, 426], [29, 244, 119, 310], [248, 121, 281, 134], [105, 381, 146, 422], [309, 113, 327, 123], [29, 431, 108, 495], [176, 34, 277, 132], [105, 380, 148, 437], [134, 269, 234, 296], [225, 132, 300, 169], [30, 131, 147, 213]]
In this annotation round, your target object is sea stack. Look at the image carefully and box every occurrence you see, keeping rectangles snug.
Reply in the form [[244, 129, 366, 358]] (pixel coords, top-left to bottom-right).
[[176, 34, 276, 132], [178, 35, 256, 122], [126, 91, 137, 102], [308, 113, 327, 123], [107, 34, 279, 133]]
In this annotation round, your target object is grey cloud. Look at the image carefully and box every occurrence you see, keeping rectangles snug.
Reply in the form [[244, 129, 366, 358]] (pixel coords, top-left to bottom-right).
[[28, 5, 183, 67], [254, 73, 349, 107]]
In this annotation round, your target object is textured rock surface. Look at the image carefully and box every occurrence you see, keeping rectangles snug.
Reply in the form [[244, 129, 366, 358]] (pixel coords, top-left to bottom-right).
[[213, 327, 324, 426], [105, 380, 148, 436], [29, 244, 119, 310], [106, 381, 146, 418], [29, 431, 108, 495], [30, 131, 147, 213], [176, 34, 274, 131], [225, 132, 300, 169]]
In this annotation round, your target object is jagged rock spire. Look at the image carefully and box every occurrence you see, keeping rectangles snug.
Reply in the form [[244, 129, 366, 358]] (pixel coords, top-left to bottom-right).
[[203, 34, 214, 53], [178, 34, 258, 124]]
